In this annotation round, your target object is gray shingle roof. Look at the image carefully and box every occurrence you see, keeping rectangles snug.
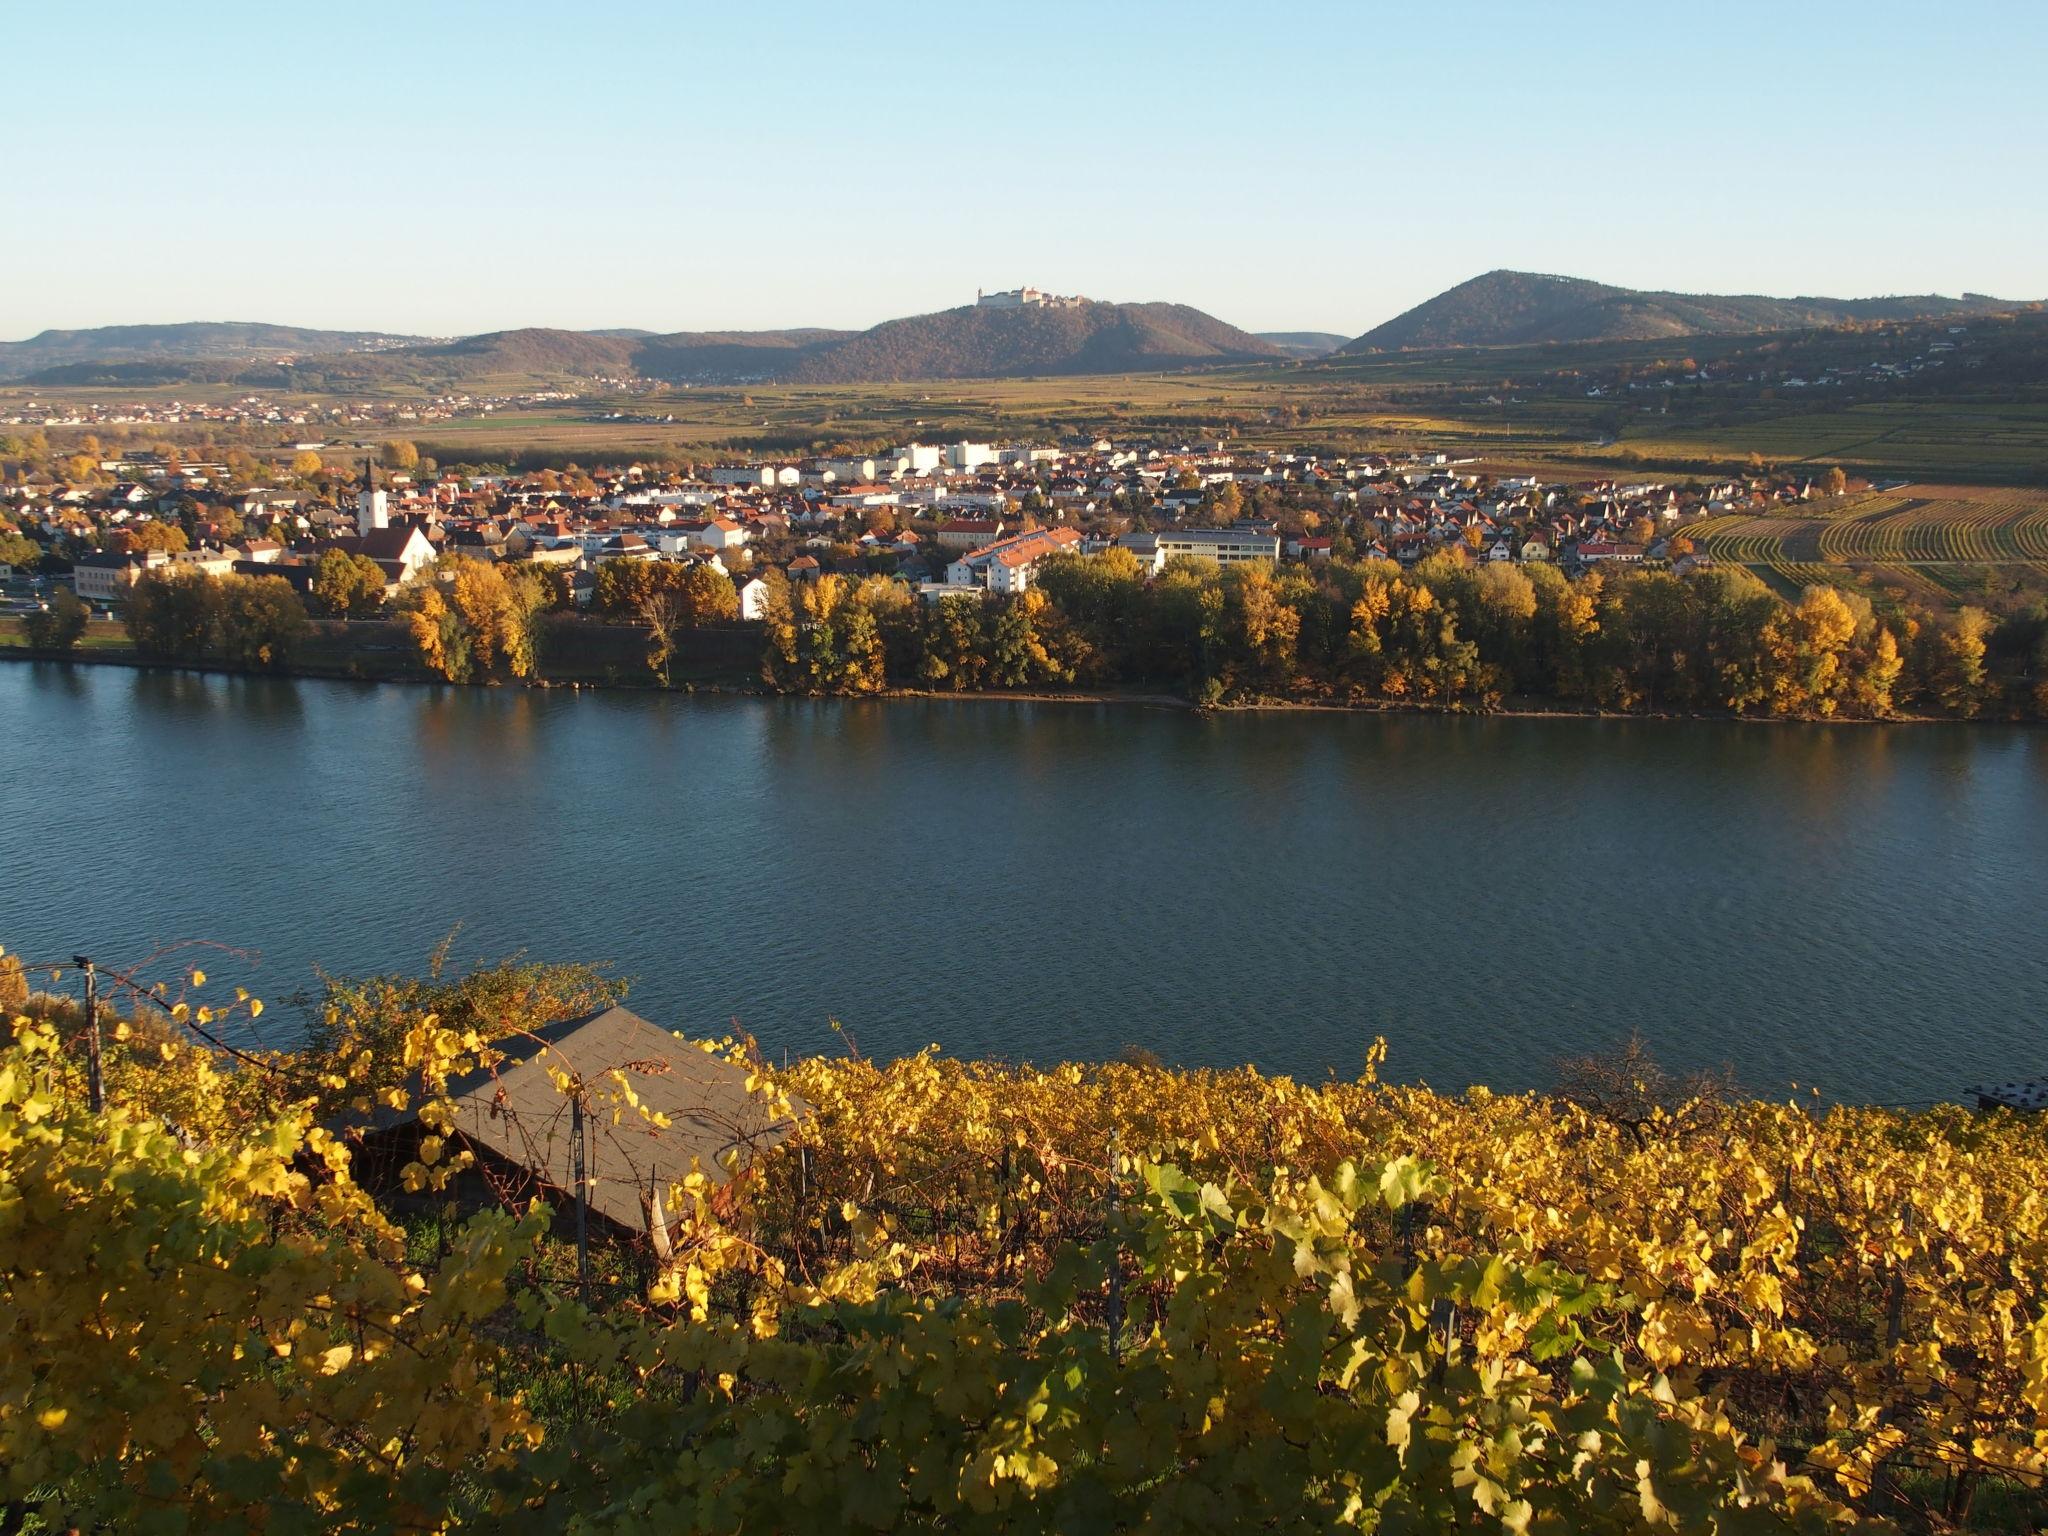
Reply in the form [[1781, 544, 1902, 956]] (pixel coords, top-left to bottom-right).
[[364, 1004, 802, 1229]]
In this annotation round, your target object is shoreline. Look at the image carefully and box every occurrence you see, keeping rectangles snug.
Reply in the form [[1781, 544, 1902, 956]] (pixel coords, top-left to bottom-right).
[[3, 643, 2035, 728]]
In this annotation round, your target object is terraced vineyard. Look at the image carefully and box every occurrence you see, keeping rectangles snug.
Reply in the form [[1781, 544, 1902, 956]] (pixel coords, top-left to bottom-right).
[[1688, 484, 2048, 606]]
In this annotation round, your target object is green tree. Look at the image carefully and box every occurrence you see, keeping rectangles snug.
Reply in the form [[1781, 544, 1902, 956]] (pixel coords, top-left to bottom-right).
[[22, 589, 88, 652]]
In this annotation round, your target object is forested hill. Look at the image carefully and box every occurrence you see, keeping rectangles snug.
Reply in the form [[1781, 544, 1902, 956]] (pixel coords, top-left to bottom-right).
[[1344, 270, 2028, 351], [4, 303, 1281, 386], [785, 301, 1285, 383], [0, 322, 426, 379]]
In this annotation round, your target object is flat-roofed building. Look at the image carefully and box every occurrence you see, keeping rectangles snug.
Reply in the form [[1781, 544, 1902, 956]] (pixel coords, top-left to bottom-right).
[[1118, 528, 1279, 573]]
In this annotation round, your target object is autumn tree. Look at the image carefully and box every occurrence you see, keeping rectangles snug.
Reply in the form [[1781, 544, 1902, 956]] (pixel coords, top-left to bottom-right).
[[311, 549, 389, 619], [124, 570, 220, 660], [215, 575, 310, 671], [122, 521, 189, 554], [380, 440, 420, 472]]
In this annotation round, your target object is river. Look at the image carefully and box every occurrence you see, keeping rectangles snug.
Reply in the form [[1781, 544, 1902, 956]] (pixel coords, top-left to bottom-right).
[[3, 661, 2043, 1103]]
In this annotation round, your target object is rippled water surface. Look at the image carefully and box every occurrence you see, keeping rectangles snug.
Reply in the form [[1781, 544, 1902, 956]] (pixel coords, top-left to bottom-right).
[[4, 662, 2043, 1101]]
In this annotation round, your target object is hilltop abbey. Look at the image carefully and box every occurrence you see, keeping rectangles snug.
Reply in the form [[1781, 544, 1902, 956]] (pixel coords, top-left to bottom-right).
[[974, 286, 1087, 310]]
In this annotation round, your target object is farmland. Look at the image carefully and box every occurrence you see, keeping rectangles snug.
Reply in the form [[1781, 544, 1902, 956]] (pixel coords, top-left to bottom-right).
[[1688, 484, 2048, 606]]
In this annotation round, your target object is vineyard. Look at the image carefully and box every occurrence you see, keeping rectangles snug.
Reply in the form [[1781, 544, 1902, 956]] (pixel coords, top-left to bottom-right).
[[1690, 485, 2048, 605], [5, 958, 2048, 1533]]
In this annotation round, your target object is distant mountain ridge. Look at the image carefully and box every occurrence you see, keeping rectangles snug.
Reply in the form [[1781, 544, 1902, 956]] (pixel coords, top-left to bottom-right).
[[1257, 331, 1349, 360], [787, 302, 1281, 383], [1343, 271, 2027, 352], [0, 302, 1278, 386], [0, 321, 427, 378]]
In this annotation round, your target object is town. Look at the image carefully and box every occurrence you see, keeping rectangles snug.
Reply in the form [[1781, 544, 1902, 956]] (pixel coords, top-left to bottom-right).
[[1, 424, 2036, 719], [4, 430, 1822, 611]]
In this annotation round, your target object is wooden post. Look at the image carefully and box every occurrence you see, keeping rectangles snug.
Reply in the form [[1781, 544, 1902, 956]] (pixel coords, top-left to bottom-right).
[[74, 956, 103, 1113], [1104, 1132, 1123, 1367], [570, 1094, 590, 1295]]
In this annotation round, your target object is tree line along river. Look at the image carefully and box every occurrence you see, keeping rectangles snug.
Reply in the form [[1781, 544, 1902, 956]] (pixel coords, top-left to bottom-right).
[[2, 660, 2043, 1105]]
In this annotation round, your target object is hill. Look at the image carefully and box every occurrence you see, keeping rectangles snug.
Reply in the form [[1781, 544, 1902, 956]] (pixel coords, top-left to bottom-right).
[[0, 321, 426, 380], [786, 301, 1284, 383], [1344, 270, 2027, 352], [3, 303, 1277, 388], [1257, 331, 1349, 359]]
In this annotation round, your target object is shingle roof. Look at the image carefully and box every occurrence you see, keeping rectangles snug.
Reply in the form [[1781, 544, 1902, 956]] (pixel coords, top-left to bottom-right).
[[359, 1004, 803, 1230]]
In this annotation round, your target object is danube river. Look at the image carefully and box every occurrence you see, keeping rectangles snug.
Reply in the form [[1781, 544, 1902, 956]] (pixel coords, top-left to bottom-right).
[[4, 662, 2043, 1103]]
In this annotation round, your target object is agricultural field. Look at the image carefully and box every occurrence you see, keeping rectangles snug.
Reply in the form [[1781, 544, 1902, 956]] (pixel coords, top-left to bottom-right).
[[13, 330, 2048, 488], [1688, 484, 2048, 609]]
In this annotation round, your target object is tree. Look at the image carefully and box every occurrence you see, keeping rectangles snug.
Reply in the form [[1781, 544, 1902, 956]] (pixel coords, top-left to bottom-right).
[[22, 589, 87, 652], [214, 575, 310, 671], [380, 440, 420, 472], [638, 582, 689, 687], [1850, 624, 1904, 716], [985, 589, 1072, 689], [124, 570, 221, 660], [289, 450, 324, 479], [400, 583, 471, 681], [675, 563, 738, 627], [1915, 606, 1993, 717], [0, 530, 41, 569], [1764, 585, 1858, 715], [123, 521, 189, 554], [1821, 465, 1849, 498], [311, 549, 389, 619], [444, 559, 546, 679], [762, 574, 886, 695]]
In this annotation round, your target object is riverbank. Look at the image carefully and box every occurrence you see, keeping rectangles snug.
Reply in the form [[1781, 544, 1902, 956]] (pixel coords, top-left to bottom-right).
[[6, 636, 2036, 727]]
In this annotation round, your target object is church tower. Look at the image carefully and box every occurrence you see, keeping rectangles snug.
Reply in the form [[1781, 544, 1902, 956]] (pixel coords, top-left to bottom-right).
[[357, 456, 389, 535]]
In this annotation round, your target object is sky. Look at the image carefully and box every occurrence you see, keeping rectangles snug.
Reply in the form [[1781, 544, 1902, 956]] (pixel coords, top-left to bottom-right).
[[6, 0, 2045, 341]]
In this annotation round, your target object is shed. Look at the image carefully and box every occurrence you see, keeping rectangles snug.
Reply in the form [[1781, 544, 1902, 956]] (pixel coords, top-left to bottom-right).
[[347, 1004, 803, 1232], [1972, 1077, 2048, 1112]]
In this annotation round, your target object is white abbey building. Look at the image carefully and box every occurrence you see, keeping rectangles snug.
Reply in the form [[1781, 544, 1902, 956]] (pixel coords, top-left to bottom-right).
[[975, 286, 1086, 310]]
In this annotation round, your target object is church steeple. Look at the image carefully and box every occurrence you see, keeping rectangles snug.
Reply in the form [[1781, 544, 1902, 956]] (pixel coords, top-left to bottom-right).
[[356, 454, 389, 535]]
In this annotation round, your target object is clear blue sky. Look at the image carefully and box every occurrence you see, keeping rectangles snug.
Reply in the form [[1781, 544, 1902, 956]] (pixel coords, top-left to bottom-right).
[[7, 0, 2044, 341]]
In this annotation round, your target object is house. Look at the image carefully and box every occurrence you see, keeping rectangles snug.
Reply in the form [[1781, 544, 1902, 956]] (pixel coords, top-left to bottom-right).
[[737, 575, 772, 622], [1286, 536, 1335, 560], [338, 1005, 804, 1237], [168, 548, 238, 580], [935, 518, 1005, 552], [594, 532, 657, 563], [72, 549, 166, 603], [945, 526, 1082, 595], [690, 515, 749, 552], [332, 522, 438, 583]]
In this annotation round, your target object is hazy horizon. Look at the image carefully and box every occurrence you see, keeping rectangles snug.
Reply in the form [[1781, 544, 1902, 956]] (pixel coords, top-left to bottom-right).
[[7, 0, 2044, 340]]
